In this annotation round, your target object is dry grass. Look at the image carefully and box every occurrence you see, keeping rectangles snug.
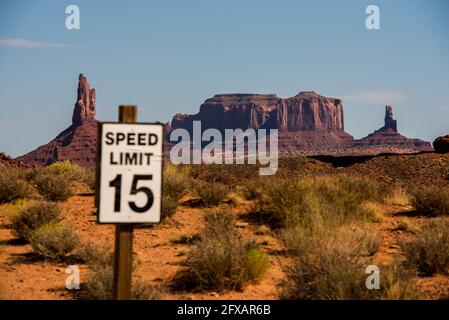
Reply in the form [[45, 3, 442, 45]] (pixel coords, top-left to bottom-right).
[[281, 237, 417, 300], [252, 175, 382, 229], [193, 180, 229, 207], [403, 219, 449, 276], [386, 186, 411, 206], [411, 186, 449, 217], [163, 164, 190, 199], [395, 218, 419, 234]]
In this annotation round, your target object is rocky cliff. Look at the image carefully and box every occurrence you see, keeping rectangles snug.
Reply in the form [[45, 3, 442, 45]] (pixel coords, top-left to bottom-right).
[[18, 74, 97, 166], [169, 91, 352, 150], [171, 91, 345, 132]]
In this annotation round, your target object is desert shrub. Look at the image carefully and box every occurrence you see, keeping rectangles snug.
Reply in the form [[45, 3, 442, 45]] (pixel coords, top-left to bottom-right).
[[253, 175, 381, 229], [77, 242, 114, 267], [243, 179, 266, 200], [85, 265, 114, 300], [281, 224, 381, 258], [31, 223, 79, 260], [281, 243, 417, 300], [244, 248, 270, 280], [395, 218, 419, 234], [42, 160, 85, 181], [162, 195, 178, 219], [82, 167, 96, 191], [0, 169, 32, 203], [404, 219, 449, 276], [86, 267, 161, 300], [32, 160, 90, 200], [255, 225, 271, 236], [163, 164, 190, 199], [411, 186, 449, 217], [79, 242, 154, 300], [227, 192, 245, 208], [360, 202, 384, 223], [387, 186, 411, 206], [10, 201, 60, 242], [131, 282, 162, 300], [194, 180, 229, 207], [176, 208, 269, 291], [34, 171, 73, 201]]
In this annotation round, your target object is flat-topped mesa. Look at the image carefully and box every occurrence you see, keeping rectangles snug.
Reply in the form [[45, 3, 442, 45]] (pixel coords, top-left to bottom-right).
[[170, 91, 345, 133], [72, 73, 96, 126]]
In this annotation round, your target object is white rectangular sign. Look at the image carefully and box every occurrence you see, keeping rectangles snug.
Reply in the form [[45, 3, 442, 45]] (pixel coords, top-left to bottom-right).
[[98, 122, 163, 224]]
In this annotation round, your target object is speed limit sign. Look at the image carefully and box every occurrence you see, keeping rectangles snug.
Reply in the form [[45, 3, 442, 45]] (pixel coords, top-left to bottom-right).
[[97, 122, 163, 224]]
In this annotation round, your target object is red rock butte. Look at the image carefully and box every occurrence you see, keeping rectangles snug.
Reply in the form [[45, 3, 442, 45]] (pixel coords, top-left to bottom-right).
[[16, 75, 433, 166], [166, 92, 432, 155], [18, 74, 97, 166]]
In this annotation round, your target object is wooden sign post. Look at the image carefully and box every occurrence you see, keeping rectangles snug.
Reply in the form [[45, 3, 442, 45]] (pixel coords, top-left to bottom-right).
[[113, 105, 136, 300], [96, 105, 163, 300]]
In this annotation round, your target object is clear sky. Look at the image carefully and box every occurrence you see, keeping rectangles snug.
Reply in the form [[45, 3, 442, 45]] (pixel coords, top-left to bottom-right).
[[1, 0, 448, 157]]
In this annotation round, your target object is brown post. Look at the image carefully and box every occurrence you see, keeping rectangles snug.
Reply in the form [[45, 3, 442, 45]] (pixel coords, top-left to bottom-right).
[[112, 105, 138, 300]]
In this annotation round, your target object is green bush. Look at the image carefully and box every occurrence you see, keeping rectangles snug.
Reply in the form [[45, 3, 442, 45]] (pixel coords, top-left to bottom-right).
[[10, 201, 60, 242], [175, 208, 269, 291], [31, 223, 79, 260], [244, 248, 270, 280], [42, 160, 85, 181], [194, 180, 229, 207], [404, 219, 449, 276], [34, 171, 74, 201], [411, 187, 449, 217], [32, 161, 90, 201], [0, 169, 32, 203]]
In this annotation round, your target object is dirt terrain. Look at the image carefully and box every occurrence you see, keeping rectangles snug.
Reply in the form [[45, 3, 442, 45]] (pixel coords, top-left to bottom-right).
[[0, 152, 448, 300]]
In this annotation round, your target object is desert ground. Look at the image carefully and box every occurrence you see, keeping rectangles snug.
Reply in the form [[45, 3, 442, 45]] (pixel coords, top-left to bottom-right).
[[0, 152, 448, 300]]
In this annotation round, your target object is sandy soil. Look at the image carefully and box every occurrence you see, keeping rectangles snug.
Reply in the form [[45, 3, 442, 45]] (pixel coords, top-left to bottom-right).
[[1, 185, 448, 300]]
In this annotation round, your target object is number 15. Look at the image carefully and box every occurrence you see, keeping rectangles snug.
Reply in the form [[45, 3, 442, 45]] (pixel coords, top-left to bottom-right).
[[109, 175, 154, 213]]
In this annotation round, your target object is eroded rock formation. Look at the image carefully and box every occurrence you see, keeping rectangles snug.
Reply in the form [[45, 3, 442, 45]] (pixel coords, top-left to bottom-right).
[[18, 74, 97, 166], [169, 91, 352, 150], [171, 91, 345, 132], [72, 73, 96, 126], [354, 106, 432, 152]]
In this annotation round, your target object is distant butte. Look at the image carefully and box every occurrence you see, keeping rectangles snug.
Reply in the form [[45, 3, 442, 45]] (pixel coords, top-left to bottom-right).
[[166, 93, 432, 155], [18, 74, 97, 166], [353, 106, 432, 152], [16, 75, 434, 166]]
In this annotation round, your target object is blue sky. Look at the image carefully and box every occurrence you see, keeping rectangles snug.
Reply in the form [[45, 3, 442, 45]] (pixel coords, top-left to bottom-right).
[[1, 0, 448, 156]]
